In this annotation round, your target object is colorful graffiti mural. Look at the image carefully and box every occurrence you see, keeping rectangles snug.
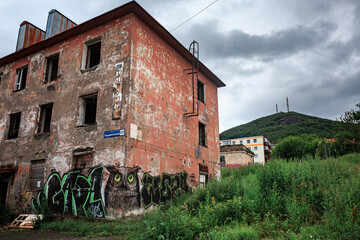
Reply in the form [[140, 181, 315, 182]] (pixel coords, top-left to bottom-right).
[[141, 171, 189, 209], [31, 166, 188, 217]]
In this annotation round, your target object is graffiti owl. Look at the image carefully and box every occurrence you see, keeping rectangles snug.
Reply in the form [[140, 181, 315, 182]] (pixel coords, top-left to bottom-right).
[[104, 166, 141, 215]]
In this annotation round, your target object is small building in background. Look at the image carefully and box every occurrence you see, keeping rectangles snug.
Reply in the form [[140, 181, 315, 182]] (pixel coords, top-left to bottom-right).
[[220, 144, 254, 168], [220, 135, 271, 164]]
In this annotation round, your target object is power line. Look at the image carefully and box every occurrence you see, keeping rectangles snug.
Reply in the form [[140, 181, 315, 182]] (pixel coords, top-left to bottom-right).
[[170, 0, 218, 33]]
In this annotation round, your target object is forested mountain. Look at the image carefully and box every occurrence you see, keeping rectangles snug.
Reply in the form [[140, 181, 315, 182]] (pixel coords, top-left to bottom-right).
[[220, 111, 338, 142]]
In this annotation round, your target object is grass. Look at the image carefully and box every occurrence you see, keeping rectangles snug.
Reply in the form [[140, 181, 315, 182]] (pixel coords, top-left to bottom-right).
[[36, 153, 360, 239]]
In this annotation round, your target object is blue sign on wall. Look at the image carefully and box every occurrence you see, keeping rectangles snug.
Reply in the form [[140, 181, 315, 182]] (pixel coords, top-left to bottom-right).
[[104, 129, 125, 138]]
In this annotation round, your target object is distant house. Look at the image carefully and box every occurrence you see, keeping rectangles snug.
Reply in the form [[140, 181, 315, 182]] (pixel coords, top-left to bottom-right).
[[220, 144, 254, 168], [220, 136, 271, 164]]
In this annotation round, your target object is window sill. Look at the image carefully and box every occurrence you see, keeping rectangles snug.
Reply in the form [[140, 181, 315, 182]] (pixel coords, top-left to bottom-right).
[[43, 78, 59, 85], [76, 123, 97, 132], [34, 132, 50, 140], [80, 65, 99, 73], [12, 88, 25, 92]]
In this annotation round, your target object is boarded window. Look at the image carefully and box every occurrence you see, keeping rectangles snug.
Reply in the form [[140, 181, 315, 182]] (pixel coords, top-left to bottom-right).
[[38, 103, 53, 133], [197, 80, 205, 103], [45, 54, 59, 82], [14, 65, 28, 91], [86, 41, 101, 69], [199, 122, 206, 147], [8, 112, 21, 139], [30, 160, 45, 190], [74, 153, 93, 174]]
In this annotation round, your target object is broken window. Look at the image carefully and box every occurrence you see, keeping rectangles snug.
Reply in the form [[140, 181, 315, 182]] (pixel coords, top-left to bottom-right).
[[199, 122, 206, 147], [7, 112, 21, 139], [199, 165, 208, 187], [80, 93, 97, 125], [38, 103, 53, 133], [45, 54, 59, 82], [74, 152, 93, 174], [84, 40, 101, 69], [197, 80, 205, 103], [14, 65, 28, 91], [30, 160, 45, 190]]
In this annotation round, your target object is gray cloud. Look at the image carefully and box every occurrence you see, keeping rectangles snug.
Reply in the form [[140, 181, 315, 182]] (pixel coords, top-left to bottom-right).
[[188, 20, 335, 60]]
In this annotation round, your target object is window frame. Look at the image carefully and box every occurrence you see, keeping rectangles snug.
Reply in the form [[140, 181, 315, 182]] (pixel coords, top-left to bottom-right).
[[254, 138, 257, 143], [7, 112, 21, 139], [197, 80, 205, 103], [247, 139, 250, 144], [14, 65, 28, 91], [38, 103, 53, 133], [44, 54, 59, 83], [79, 93, 98, 125], [199, 122, 207, 147], [82, 38, 102, 70]]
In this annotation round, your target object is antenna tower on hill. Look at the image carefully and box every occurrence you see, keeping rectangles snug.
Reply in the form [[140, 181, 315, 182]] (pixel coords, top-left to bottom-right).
[[286, 97, 289, 112]]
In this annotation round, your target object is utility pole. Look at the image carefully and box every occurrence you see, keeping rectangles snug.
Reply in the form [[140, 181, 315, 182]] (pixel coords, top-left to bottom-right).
[[276, 104, 278, 113], [286, 97, 289, 112]]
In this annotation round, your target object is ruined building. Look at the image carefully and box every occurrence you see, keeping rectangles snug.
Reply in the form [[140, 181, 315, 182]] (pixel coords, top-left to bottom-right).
[[0, 2, 225, 217]]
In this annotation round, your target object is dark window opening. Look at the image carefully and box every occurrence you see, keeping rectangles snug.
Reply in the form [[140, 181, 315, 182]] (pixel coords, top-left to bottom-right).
[[197, 80, 205, 103], [0, 72, 3, 84], [74, 153, 93, 174], [30, 160, 45, 190], [86, 41, 101, 69], [199, 122, 206, 147], [45, 55, 59, 82], [14, 66, 28, 91], [220, 155, 225, 162], [8, 112, 21, 139], [39, 103, 53, 133], [82, 94, 97, 124]]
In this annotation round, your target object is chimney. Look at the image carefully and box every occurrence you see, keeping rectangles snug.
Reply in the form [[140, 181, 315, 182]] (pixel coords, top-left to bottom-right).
[[45, 9, 76, 39], [16, 21, 45, 51]]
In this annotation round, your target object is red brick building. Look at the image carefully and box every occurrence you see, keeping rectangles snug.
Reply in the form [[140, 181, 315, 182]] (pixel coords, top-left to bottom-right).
[[0, 2, 224, 217]]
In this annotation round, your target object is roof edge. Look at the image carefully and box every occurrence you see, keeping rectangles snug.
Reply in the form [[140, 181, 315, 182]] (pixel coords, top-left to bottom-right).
[[0, 1, 225, 87]]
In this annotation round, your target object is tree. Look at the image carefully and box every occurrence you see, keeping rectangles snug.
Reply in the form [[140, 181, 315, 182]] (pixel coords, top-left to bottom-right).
[[272, 134, 320, 160], [338, 103, 360, 153]]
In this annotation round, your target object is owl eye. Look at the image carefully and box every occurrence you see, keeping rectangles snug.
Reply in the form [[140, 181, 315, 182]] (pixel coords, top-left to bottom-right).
[[114, 173, 121, 182], [127, 173, 134, 183]]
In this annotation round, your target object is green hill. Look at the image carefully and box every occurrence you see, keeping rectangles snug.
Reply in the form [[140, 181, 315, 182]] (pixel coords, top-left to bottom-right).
[[220, 111, 339, 142]]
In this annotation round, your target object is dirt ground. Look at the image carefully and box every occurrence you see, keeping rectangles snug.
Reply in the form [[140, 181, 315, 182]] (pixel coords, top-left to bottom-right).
[[0, 227, 124, 240]]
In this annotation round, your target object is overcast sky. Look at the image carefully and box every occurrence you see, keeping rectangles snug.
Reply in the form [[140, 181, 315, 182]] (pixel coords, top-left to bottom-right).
[[1, 0, 359, 132]]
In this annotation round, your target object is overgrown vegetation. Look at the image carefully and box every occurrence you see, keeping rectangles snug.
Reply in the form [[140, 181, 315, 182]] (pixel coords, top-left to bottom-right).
[[38, 154, 360, 239], [220, 111, 338, 142]]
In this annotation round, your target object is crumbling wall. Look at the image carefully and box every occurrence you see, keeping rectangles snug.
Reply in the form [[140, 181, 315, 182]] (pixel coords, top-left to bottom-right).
[[128, 15, 220, 186]]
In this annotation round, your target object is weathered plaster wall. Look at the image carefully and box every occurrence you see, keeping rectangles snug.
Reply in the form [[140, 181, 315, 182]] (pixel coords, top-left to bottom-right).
[[0, 12, 221, 216], [0, 15, 133, 214], [128, 15, 220, 186]]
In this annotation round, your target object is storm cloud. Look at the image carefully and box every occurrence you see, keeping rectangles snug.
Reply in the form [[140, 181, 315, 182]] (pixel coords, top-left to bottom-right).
[[189, 21, 335, 60]]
